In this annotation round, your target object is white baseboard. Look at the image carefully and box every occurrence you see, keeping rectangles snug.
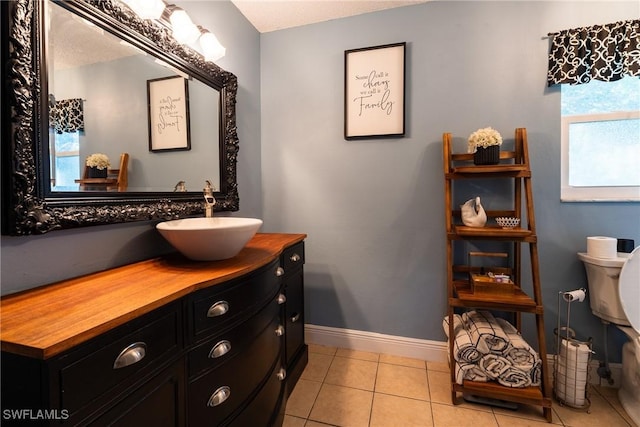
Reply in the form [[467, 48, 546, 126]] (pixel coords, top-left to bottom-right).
[[304, 324, 448, 363], [304, 323, 622, 387]]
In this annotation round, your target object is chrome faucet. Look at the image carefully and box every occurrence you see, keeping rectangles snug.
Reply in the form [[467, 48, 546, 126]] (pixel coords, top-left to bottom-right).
[[203, 180, 216, 217]]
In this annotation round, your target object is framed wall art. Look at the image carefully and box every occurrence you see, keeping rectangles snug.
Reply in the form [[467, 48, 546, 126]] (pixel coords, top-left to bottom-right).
[[344, 42, 406, 140], [147, 75, 191, 152]]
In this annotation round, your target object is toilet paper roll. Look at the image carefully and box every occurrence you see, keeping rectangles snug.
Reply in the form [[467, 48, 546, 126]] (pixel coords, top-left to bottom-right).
[[563, 288, 586, 303], [559, 340, 592, 363], [587, 236, 618, 259]]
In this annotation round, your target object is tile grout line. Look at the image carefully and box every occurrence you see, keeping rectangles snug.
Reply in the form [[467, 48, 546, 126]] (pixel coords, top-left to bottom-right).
[[306, 352, 336, 425], [304, 348, 598, 427]]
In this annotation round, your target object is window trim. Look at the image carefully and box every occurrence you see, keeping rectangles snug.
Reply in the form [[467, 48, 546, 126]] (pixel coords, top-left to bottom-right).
[[561, 110, 640, 202]]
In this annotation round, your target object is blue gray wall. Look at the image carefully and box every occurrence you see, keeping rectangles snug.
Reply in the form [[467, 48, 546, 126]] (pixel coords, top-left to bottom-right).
[[259, 1, 640, 363], [1, 1, 638, 363]]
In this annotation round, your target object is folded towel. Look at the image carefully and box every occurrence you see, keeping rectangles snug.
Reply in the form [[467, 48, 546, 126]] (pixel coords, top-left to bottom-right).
[[443, 314, 482, 364], [530, 359, 542, 386], [497, 366, 532, 388], [495, 317, 540, 371], [478, 353, 511, 379], [463, 310, 510, 355], [455, 361, 490, 385]]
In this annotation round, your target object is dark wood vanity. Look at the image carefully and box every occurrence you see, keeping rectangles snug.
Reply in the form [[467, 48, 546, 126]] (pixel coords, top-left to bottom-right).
[[1, 233, 307, 426]]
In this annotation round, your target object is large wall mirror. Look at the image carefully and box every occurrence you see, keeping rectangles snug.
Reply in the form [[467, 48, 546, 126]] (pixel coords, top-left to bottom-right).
[[1, 0, 239, 235]]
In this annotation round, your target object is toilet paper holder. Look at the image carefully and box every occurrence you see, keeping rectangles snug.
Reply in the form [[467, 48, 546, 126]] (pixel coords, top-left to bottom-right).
[[553, 290, 594, 411]]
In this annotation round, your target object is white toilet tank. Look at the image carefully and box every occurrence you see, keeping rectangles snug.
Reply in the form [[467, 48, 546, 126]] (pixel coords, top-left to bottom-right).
[[577, 252, 630, 326]]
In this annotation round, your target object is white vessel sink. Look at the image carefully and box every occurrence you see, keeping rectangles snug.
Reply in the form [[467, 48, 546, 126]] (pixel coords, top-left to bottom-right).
[[156, 217, 263, 261]]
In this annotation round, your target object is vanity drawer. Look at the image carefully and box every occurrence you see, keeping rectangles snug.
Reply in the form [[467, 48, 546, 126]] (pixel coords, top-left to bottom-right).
[[282, 242, 305, 274], [228, 360, 286, 427], [57, 303, 182, 415], [187, 313, 282, 426], [188, 293, 282, 378], [190, 260, 280, 340]]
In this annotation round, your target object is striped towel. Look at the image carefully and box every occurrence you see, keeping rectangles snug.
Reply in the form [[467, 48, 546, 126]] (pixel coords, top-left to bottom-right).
[[462, 310, 510, 355], [478, 353, 511, 379], [497, 366, 533, 388], [495, 317, 540, 371], [455, 361, 490, 385], [442, 314, 482, 363], [530, 359, 542, 386]]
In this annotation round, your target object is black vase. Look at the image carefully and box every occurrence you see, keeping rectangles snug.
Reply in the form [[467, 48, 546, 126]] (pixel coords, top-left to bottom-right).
[[473, 145, 500, 165], [87, 166, 107, 178]]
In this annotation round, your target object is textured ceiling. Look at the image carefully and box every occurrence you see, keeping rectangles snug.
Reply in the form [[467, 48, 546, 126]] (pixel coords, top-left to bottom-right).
[[230, 0, 429, 33], [50, 3, 139, 69]]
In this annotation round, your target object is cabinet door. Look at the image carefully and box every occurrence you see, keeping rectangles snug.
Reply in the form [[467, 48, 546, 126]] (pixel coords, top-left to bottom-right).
[[88, 360, 186, 427]]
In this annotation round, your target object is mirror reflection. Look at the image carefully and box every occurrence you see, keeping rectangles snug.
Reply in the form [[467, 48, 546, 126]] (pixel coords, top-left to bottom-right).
[[47, 1, 220, 193]]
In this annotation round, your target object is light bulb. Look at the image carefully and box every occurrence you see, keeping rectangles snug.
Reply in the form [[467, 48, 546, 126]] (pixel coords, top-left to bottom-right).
[[169, 8, 200, 44], [200, 31, 226, 62]]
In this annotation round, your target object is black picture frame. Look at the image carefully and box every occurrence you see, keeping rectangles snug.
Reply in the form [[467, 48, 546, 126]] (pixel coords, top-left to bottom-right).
[[344, 42, 406, 140]]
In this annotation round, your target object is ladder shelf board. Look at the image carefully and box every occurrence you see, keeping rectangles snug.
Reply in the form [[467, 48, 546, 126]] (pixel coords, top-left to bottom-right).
[[449, 166, 530, 177], [451, 282, 540, 312], [454, 381, 551, 407], [452, 226, 535, 240]]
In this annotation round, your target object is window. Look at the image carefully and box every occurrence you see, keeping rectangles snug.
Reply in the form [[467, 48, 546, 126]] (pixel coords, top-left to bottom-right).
[[50, 131, 80, 190], [561, 77, 640, 201]]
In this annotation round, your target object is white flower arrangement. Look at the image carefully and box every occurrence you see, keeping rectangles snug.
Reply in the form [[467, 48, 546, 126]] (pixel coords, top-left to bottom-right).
[[467, 127, 503, 153], [85, 153, 110, 170]]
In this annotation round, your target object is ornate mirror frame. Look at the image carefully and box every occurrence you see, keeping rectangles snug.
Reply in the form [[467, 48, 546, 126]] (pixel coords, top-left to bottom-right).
[[1, 0, 239, 235]]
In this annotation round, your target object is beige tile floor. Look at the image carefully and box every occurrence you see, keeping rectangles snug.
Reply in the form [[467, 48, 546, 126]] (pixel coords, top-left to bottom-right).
[[284, 344, 637, 427]]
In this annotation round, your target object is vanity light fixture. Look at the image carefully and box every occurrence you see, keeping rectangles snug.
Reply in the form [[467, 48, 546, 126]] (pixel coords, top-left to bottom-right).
[[118, 0, 225, 63], [120, 0, 165, 20], [199, 27, 226, 62]]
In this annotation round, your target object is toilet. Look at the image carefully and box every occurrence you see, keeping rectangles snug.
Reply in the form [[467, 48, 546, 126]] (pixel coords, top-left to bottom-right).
[[578, 246, 640, 426]]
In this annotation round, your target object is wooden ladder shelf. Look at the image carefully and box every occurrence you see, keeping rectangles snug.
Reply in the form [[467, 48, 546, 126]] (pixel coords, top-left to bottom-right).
[[443, 128, 553, 422]]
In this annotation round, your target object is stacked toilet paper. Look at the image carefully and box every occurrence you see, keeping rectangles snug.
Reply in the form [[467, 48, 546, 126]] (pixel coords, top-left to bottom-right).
[[587, 236, 618, 259], [555, 339, 591, 406]]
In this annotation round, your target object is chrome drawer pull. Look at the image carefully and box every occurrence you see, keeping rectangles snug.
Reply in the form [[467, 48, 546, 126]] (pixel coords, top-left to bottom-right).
[[207, 386, 231, 407], [209, 340, 231, 359], [277, 293, 287, 305], [291, 313, 300, 323], [113, 342, 147, 369], [275, 325, 285, 337], [276, 368, 287, 381], [290, 253, 301, 262], [276, 267, 285, 277], [207, 301, 229, 318]]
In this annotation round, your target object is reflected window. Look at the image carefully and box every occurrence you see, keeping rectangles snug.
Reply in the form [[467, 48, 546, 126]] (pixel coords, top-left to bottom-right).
[[51, 131, 80, 189]]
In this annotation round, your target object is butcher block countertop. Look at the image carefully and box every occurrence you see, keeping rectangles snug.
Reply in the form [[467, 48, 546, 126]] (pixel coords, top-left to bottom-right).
[[0, 233, 306, 360]]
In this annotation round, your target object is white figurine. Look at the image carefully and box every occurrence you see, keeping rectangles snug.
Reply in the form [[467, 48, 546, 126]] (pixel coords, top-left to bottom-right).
[[461, 196, 487, 227]]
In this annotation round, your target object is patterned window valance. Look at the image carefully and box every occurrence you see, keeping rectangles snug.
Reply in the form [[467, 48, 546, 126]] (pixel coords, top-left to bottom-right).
[[49, 95, 85, 134], [547, 19, 640, 86]]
